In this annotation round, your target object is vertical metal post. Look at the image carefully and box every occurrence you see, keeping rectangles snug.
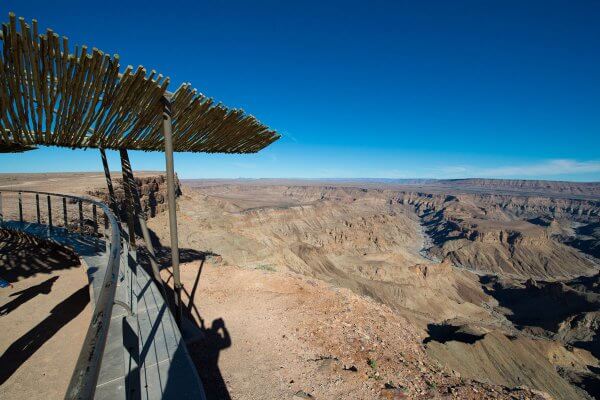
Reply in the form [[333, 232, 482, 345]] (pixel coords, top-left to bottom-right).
[[104, 214, 109, 253], [47, 195, 52, 230], [36, 194, 41, 223], [0, 192, 3, 223], [79, 200, 84, 231], [161, 96, 182, 326], [93, 205, 98, 235], [63, 197, 68, 229], [18, 192, 23, 222]]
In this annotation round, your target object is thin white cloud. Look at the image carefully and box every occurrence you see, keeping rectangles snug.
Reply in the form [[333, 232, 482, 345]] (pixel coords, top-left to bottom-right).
[[436, 159, 600, 179]]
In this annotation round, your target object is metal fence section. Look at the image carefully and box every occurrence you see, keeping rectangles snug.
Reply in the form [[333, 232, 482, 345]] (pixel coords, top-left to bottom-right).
[[0, 189, 121, 400]]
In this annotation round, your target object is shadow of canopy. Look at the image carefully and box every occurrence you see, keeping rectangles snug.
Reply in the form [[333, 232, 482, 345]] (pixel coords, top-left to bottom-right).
[[0, 228, 80, 282]]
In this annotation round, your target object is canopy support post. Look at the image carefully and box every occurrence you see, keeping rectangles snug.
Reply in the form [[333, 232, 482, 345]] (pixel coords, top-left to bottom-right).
[[101, 148, 134, 245], [99, 148, 119, 217], [118, 154, 137, 249], [119, 148, 167, 297], [161, 96, 182, 326]]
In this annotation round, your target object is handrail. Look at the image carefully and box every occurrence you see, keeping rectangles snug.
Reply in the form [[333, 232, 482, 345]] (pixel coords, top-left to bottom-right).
[[0, 189, 121, 400]]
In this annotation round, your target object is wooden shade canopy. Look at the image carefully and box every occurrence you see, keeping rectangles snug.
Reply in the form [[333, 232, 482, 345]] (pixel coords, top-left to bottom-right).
[[0, 13, 280, 153]]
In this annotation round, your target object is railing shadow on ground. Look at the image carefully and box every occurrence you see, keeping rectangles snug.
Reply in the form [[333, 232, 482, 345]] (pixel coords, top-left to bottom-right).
[[137, 228, 232, 400], [0, 285, 90, 385], [0, 228, 81, 282], [0, 227, 88, 384]]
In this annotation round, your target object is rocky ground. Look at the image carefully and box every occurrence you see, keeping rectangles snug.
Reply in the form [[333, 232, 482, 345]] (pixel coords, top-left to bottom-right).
[[175, 180, 599, 400], [162, 259, 549, 399]]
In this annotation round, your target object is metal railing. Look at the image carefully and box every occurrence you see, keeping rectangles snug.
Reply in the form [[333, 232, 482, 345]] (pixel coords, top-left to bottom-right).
[[0, 189, 122, 400]]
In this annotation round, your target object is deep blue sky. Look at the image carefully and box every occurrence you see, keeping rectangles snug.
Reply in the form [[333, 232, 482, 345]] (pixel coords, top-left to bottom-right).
[[1, 1, 599, 180]]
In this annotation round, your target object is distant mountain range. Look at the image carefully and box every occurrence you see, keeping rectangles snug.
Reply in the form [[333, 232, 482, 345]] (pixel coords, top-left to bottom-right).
[[183, 178, 600, 200]]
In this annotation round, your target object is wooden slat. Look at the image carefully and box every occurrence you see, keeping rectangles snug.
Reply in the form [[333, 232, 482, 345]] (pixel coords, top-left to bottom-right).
[[0, 13, 280, 154]]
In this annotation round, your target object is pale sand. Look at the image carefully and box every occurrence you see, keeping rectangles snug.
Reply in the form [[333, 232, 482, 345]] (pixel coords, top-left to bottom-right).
[[0, 233, 91, 400]]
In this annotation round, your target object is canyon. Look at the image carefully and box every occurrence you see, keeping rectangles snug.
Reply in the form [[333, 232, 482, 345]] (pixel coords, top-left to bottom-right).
[[173, 178, 600, 400], [1, 173, 598, 399]]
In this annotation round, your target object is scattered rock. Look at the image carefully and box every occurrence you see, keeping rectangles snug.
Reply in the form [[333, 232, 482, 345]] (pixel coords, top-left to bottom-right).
[[293, 390, 314, 399]]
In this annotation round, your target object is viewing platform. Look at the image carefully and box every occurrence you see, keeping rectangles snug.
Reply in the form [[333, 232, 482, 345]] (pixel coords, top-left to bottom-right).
[[0, 191, 205, 400]]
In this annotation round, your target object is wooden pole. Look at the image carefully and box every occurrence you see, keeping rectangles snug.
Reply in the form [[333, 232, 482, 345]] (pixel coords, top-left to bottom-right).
[[161, 96, 182, 326], [0, 192, 3, 223], [119, 149, 164, 291], [118, 151, 137, 249], [99, 149, 120, 217]]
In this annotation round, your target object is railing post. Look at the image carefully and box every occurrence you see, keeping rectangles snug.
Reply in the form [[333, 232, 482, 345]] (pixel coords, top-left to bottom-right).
[[63, 197, 68, 229], [79, 199, 83, 232], [92, 204, 98, 235], [47, 195, 52, 230], [66, 198, 121, 400], [0, 192, 3, 223], [92, 204, 98, 250], [18, 192, 23, 222], [104, 213, 109, 253], [36, 193, 41, 223], [0, 189, 123, 400], [161, 95, 182, 326]]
